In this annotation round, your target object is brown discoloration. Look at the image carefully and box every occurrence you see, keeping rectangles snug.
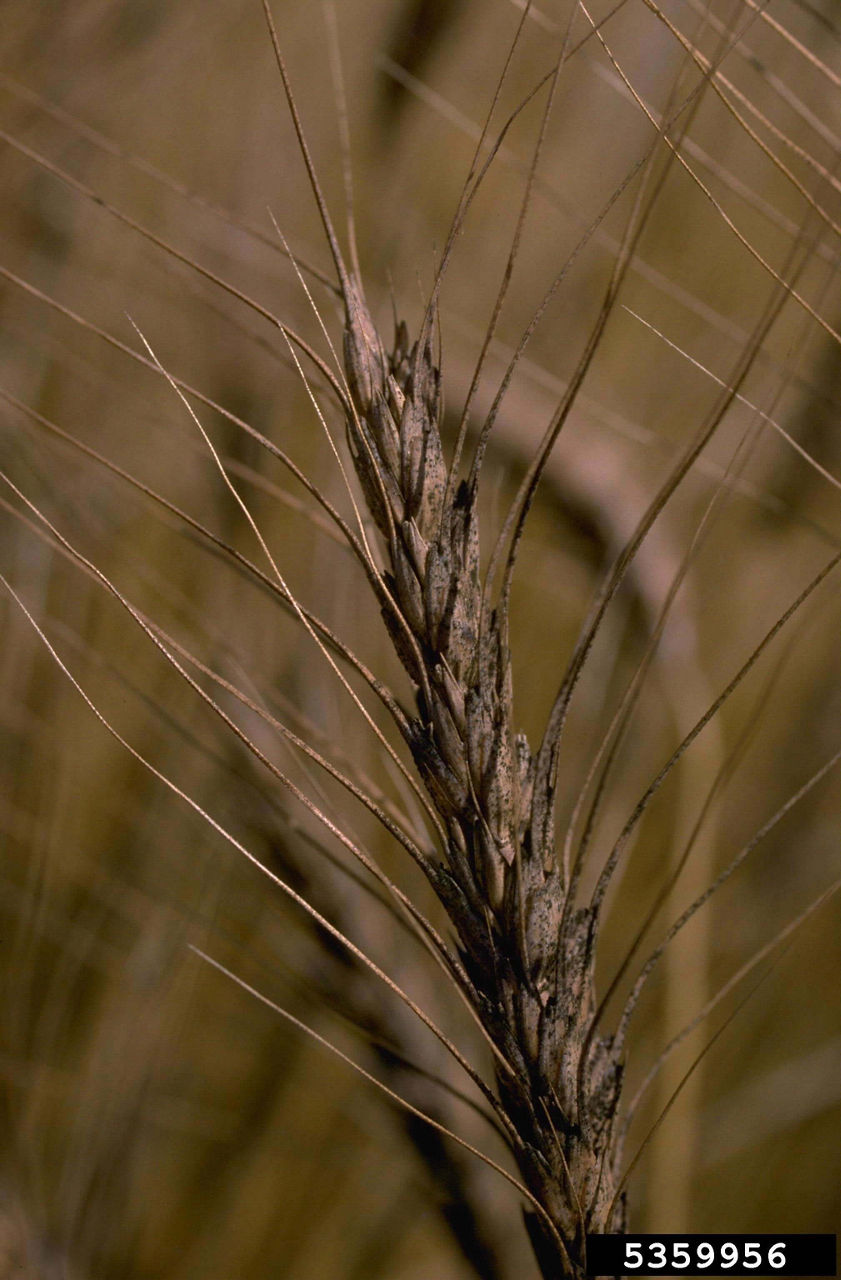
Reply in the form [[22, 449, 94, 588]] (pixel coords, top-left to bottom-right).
[[341, 290, 625, 1277]]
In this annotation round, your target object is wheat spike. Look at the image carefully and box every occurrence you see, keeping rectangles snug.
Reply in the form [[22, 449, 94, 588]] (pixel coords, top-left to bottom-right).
[[336, 263, 625, 1273]]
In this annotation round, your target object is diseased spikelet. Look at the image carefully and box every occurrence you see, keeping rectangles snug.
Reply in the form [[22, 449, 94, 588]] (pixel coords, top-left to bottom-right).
[[340, 284, 626, 1276]]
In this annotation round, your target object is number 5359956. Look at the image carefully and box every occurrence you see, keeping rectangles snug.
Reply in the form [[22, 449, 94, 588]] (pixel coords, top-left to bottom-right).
[[624, 1240, 786, 1270]]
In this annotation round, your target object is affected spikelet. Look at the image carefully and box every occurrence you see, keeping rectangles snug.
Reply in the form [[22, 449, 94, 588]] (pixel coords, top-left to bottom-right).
[[339, 284, 625, 1277]]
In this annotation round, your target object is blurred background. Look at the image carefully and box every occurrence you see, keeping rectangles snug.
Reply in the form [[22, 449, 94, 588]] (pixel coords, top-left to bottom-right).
[[1, 0, 840, 1276]]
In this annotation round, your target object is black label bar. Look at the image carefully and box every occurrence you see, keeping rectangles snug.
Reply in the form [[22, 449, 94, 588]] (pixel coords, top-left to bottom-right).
[[585, 1234, 837, 1277]]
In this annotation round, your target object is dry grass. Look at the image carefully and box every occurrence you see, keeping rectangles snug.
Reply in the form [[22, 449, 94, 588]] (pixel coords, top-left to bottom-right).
[[1, 1, 841, 1277]]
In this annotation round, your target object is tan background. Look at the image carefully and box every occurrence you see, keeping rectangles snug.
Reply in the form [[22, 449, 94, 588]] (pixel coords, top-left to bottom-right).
[[1, 0, 840, 1276]]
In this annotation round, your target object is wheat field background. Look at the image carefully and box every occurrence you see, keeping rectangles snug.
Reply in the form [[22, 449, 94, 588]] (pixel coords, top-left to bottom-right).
[[1, 0, 840, 1276]]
